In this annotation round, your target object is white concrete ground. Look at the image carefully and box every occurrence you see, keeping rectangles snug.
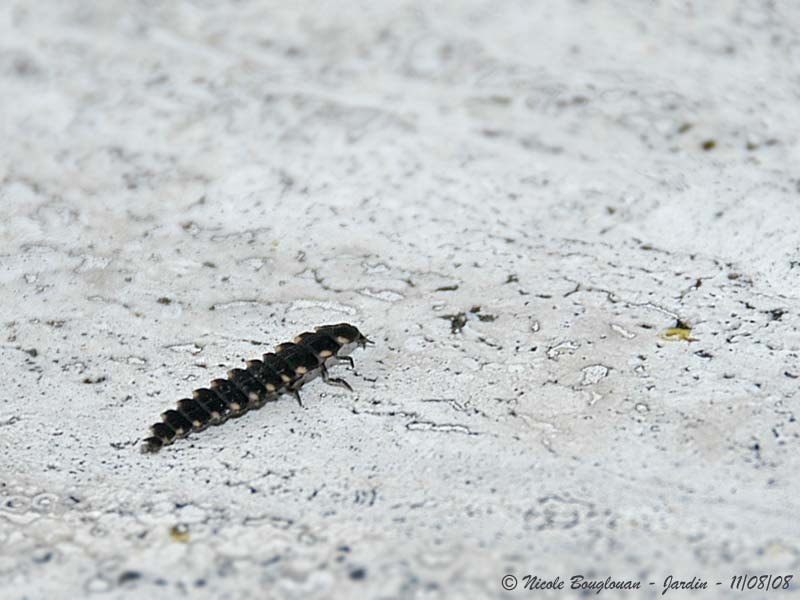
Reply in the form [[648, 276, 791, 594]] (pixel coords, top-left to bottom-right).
[[1, 1, 799, 599]]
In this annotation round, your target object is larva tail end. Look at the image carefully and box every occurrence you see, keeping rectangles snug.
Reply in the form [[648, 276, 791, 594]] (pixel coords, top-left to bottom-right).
[[140, 436, 164, 454]]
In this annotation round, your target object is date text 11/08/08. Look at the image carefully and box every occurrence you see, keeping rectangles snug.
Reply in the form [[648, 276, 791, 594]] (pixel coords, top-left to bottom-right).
[[509, 574, 793, 595], [730, 574, 793, 592]]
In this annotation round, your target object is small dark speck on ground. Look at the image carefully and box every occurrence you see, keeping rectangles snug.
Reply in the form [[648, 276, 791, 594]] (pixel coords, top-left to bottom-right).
[[32, 551, 53, 563], [350, 567, 367, 581], [118, 571, 142, 584], [442, 312, 468, 334], [701, 139, 716, 151], [157, 297, 173, 305], [765, 308, 786, 321]]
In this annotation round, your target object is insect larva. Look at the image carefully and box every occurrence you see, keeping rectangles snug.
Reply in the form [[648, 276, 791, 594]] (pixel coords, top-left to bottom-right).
[[141, 323, 372, 453]]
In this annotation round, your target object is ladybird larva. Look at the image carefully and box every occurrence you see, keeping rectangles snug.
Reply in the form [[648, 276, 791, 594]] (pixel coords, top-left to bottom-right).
[[141, 323, 372, 453]]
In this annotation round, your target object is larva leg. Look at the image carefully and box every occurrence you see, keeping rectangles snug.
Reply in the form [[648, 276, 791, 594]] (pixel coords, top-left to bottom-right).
[[290, 388, 304, 408], [320, 363, 353, 392]]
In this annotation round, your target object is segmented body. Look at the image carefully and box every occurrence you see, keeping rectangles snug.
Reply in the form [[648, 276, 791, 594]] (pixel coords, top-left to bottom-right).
[[141, 323, 371, 453]]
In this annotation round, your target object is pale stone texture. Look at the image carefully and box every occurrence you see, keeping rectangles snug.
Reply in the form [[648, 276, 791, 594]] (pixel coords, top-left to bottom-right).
[[1, 1, 799, 599]]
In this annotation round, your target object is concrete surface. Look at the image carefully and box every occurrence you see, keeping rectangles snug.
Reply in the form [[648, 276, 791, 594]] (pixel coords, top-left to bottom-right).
[[1, 1, 799, 599]]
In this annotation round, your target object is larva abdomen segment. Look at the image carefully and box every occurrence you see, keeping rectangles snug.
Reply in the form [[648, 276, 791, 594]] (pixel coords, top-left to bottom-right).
[[151, 422, 176, 443], [245, 360, 283, 396], [226, 368, 267, 410], [294, 331, 339, 360], [193, 388, 230, 423], [162, 409, 192, 436], [210, 378, 249, 416], [177, 397, 213, 430], [140, 323, 371, 453], [261, 352, 297, 387], [274, 343, 319, 378]]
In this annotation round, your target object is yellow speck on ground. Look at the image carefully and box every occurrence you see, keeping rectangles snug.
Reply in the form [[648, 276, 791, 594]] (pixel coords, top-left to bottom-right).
[[169, 524, 190, 543], [659, 327, 697, 342]]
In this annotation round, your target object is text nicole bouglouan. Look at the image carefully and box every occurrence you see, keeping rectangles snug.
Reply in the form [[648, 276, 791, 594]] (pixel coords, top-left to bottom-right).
[[500, 573, 794, 595]]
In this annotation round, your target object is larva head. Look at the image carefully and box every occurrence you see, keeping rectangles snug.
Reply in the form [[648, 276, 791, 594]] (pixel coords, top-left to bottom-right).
[[315, 323, 373, 349]]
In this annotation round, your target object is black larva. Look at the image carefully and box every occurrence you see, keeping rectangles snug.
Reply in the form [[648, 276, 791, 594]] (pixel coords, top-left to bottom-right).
[[141, 323, 372, 453]]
